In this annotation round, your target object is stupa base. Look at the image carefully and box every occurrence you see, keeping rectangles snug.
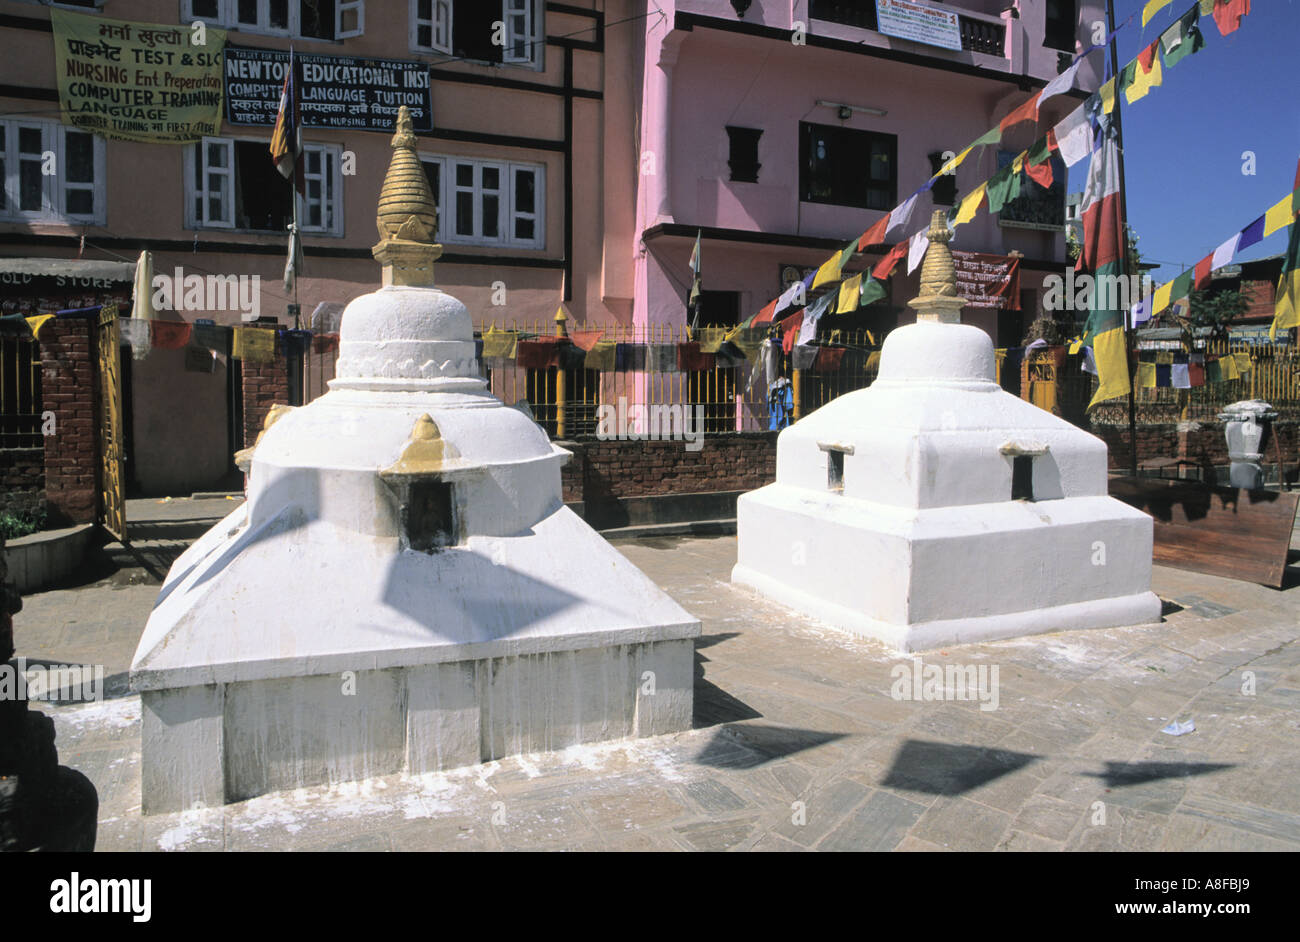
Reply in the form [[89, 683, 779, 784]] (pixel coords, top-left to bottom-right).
[[133, 504, 698, 815], [731, 485, 1163, 654], [139, 638, 693, 815]]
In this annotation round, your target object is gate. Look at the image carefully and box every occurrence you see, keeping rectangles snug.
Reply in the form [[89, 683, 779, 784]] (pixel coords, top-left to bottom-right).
[[95, 303, 126, 542]]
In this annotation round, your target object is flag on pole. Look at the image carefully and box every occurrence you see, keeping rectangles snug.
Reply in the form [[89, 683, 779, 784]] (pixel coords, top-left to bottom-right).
[[1270, 159, 1300, 341], [688, 230, 702, 327], [1076, 118, 1130, 410], [270, 48, 304, 195]]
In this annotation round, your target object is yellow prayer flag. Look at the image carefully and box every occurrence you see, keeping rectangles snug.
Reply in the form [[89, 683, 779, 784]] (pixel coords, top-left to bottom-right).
[[1152, 282, 1174, 316], [937, 146, 973, 179], [1263, 194, 1297, 237], [1087, 327, 1131, 410], [837, 273, 863, 314], [232, 327, 275, 363], [812, 253, 844, 290], [1099, 77, 1117, 114], [1272, 267, 1300, 341], [1137, 362, 1157, 388], [25, 314, 55, 340], [1142, 0, 1173, 27], [481, 327, 519, 359], [1125, 54, 1162, 104], [1011, 152, 1025, 175], [954, 182, 987, 226]]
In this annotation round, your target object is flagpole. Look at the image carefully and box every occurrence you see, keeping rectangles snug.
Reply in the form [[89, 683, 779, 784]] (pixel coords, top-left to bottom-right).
[[1107, 0, 1138, 477]]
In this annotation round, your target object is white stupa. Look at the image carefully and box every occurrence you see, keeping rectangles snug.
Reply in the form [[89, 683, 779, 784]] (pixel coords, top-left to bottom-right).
[[130, 109, 699, 814], [732, 211, 1160, 653]]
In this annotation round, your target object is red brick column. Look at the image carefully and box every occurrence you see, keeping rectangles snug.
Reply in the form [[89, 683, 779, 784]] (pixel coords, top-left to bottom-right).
[[39, 317, 98, 526], [240, 336, 290, 447]]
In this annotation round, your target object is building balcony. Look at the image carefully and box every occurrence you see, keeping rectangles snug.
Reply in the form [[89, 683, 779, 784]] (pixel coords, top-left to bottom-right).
[[808, 1, 1007, 57]]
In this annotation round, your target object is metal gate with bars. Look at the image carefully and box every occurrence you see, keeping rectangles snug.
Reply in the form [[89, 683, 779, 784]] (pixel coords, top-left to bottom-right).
[[95, 303, 126, 542]]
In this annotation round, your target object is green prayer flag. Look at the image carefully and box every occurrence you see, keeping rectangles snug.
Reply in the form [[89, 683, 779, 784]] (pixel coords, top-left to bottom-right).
[[1170, 269, 1195, 302], [973, 127, 1002, 147], [859, 277, 888, 307], [1161, 9, 1204, 67], [1118, 60, 1139, 96], [1028, 135, 1051, 166], [986, 166, 1016, 214]]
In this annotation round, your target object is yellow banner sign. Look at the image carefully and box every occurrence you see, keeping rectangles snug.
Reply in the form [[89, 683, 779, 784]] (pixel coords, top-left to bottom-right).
[[51, 9, 226, 144]]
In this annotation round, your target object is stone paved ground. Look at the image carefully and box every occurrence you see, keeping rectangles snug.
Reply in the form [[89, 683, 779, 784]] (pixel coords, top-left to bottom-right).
[[12, 498, 1300, 851]]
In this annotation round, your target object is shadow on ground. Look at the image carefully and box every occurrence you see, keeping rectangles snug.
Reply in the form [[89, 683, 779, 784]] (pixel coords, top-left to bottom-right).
[[880, 739, 1041, 795]]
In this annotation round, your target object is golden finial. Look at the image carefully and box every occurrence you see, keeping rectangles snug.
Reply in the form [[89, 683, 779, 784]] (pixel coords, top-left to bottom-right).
[[910, 209, 967, 324], [373, 106, 442, 286]]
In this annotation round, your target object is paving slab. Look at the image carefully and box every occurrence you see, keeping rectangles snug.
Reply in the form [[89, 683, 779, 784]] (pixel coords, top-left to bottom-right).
[[7, 517, 1300, 851]]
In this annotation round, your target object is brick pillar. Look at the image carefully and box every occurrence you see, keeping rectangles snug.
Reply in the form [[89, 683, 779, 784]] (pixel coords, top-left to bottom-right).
[[241, 335, 290, 447], [39, 317, 98, 527]]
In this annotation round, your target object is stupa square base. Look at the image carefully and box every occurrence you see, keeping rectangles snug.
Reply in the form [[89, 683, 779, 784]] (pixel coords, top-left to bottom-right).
[[140, 639, 694, 815], [732, 485, 1163, 653]]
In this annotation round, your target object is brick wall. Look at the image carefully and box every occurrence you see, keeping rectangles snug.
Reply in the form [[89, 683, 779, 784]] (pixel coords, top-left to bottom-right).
[[1091, 420, 1298, 476], [0, 448, 44, 518], [39, 318, 98, 526], [561, 432, 778, 504], [241, 338, 290, 447]]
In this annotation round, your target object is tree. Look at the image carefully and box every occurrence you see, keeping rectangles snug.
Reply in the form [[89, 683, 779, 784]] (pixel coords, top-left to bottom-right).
[[1185, 288, 1250, 339]]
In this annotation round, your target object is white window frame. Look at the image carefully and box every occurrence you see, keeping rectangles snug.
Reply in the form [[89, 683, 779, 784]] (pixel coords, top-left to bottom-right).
[[186, 135, 343, 236], [0, 117, 106, 225], [183, 0, 364, 41], [421, 153, 544, 250], [409, 0, 542, 69]]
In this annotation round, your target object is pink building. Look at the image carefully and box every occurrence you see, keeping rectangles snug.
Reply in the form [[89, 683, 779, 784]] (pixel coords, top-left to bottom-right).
[[630, 0, 1104, 343]]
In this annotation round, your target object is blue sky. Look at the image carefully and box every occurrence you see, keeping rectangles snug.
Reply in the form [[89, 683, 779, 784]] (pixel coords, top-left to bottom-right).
[[1065, 0, 1299, 283]]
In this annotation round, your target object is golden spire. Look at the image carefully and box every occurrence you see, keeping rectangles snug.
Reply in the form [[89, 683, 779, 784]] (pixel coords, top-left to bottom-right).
[[910, 210, 967, 324], [372, 106, 442, 287]]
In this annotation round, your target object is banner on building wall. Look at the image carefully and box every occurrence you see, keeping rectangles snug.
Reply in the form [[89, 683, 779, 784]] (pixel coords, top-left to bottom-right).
[[952, 251, 1021, 310], [224, 46, 432, 132], [50, 10, 226, 143], [875, 0, 963, 52]]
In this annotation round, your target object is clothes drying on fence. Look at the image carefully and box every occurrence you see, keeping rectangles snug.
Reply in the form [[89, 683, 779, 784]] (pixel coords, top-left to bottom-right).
[[768, 377, 794, 431]]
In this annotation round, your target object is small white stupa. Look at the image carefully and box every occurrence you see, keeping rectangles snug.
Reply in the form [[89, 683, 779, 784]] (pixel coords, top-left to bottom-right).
[[131, 109, 699, 814], [733, 211, 1160, 653]]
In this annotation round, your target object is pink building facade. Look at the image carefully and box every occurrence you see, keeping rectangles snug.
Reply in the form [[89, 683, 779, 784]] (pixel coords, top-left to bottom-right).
[[630, 0, 1105, 343]]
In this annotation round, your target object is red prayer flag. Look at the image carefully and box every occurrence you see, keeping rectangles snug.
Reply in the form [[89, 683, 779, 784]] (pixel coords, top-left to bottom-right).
[[1137, 41, 1159, 72], [1025, 157, 1053, 190], [151, 321, 192, 349], [1193, 255, 1214, 290], [311, 332, 339, 353], [1212, 0, 1250, 35], [999, 96, 1038, 133], [779, 311, 803, 355], [516, 337, 564, 369], [812, 346, 846, 371], [871, 241, 908, 281], [857, 214, 891, 252], [675, 341, 715, 372], [568, 329, 603, 352], [752, 298, 778, 326]]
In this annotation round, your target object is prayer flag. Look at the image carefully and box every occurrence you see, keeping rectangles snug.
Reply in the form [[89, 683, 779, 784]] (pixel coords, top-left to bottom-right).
[[1054, 102, 1094, 168], [1125, 47, 1163, 104], [1263, 190, 1299, 238], [1211, 0, 1250, 36], [1271, 178, 1300, 341], [837, 273, 863, 314], [859, 214, 891, 251], [907, 230, 929, 274], [1077, 118, 1129, 409], [871, 241, 908, 280], [886, 194, 919, 239], [1142, 0, 1173, 27], [953, 182, 987, 226], [1237, 214, 1266, 251], [1211, 233, 1239, 270], [860, 276, 888, 307]]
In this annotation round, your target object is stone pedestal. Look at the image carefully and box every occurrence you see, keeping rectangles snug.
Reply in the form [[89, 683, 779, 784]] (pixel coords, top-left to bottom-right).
[[1219, 400, 1277, 491]]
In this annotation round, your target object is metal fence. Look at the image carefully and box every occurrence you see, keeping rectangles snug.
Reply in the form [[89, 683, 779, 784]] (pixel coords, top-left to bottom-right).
[[0, 335, 42, 450], [296, 326, 1300, 434], [1091, 339, 1300, 425]]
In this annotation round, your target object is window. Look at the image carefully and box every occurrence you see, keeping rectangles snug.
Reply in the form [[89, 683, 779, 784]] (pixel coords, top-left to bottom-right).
[[726, 127, 762, 184], [800, 122, 896, 211], [809, 0, 877, 31], [187, 137, 342, 234], [0, 118, 105, 224], [996, 149, 1066, 230], [1012, 456, 1035, 501], [927, 151, 958, 207], [1044, 0, 1077, 53], [411, 0, 542, 69], [420, 155, 544, 249], [184, 0, 363, 41]]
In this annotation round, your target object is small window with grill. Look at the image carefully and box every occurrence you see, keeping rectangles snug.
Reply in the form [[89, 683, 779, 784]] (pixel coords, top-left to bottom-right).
[[726, 127, 762, 184]]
